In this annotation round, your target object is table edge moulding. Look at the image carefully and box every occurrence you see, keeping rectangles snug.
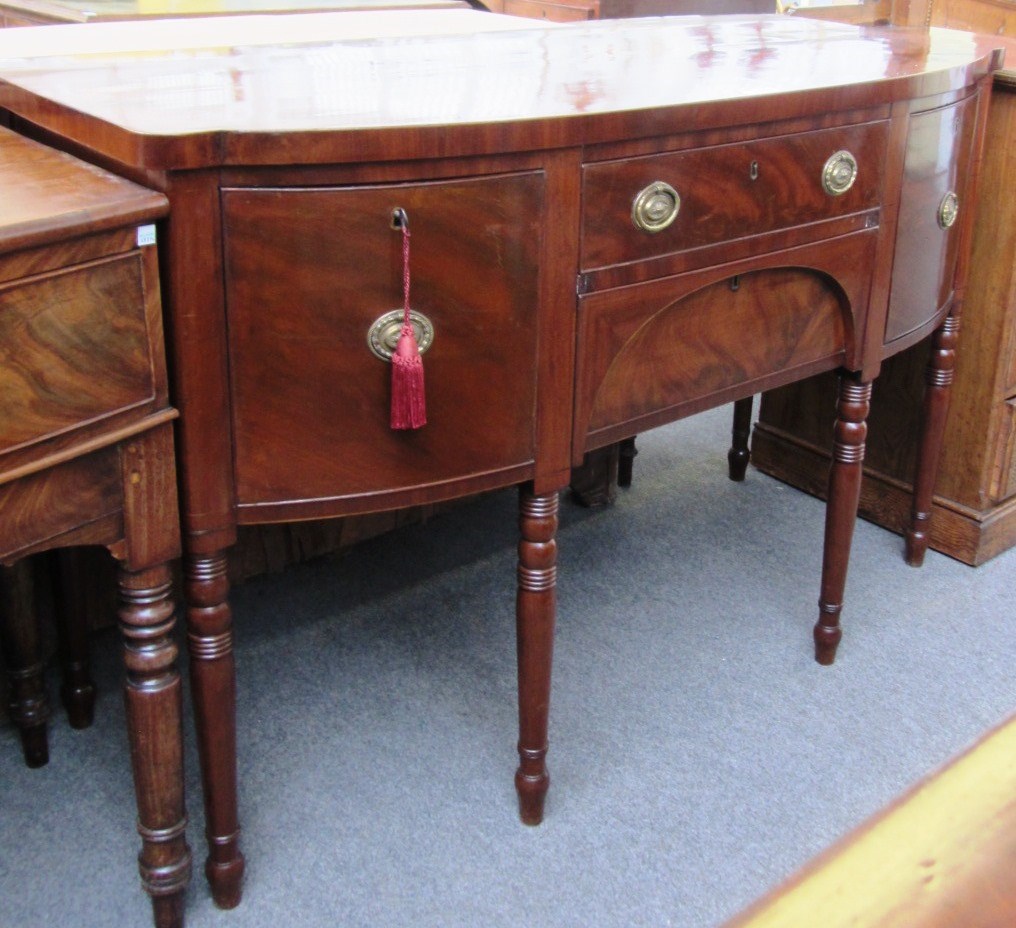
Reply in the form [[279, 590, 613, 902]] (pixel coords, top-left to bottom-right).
[[0, 12, 1004, 927]]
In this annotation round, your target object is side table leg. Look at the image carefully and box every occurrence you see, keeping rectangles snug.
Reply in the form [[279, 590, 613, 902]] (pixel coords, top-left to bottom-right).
[[905, 314, 960, 567], [0, 561, 50, 767], [814, 376, 872, 666], [185, 551, 244, 908], [118, 564, 191, 928], [515, 486, 558, 826], [617, 437, 638, 488], [728, 396, 754, 482], [53, 549, 97, 729]]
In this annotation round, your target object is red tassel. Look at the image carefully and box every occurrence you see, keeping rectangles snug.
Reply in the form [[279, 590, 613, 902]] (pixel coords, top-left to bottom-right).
[[390, 211, 426, 430], [391, 321, 426, 429]]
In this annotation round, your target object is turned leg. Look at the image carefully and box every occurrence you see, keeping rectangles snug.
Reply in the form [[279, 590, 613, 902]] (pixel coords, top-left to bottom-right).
[[728, 396, 754, 482], [515, 486, 558, 826], [185, 551, 244, 908], [814, 376, 872, 666], [118, 563, 191, 928], [905, 315, 960, 567], [0, 561, 50, 767], [617, 437, 638, 488], [52, 550, 97, 729]]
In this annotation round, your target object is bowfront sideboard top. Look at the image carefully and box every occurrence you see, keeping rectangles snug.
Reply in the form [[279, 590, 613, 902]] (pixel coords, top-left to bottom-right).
[[0, 12, 1005, 161], [0, 12, 1006, 926]]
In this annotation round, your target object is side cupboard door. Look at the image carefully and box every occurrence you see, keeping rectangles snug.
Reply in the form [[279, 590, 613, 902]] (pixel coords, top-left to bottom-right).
[[221, 172, 545, 514]]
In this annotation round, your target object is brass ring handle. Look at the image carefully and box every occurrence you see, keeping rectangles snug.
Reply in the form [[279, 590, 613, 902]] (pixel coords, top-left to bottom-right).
[[367, 309, 434, 362], [632, 181, 681, 233], [822, 150, 858, 196], [938, 191, 959, 229]]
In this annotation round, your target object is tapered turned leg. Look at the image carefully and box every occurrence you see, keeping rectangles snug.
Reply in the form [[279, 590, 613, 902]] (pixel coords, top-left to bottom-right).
[[728, 396, 754, 482], [0, 561, 49, 767], [515, 487, 558, 826], [617, 437, 638, 488], [52, 550, 97, 729], [118, 564, 191, 928], [906, 315, 960, 567], [185, 551, 244, 908], [815, 376, 872, 666]]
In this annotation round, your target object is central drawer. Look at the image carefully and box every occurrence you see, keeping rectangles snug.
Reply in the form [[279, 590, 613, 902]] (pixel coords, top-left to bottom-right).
[[580, 120, 888, 272], [222, 171, 544, 510]]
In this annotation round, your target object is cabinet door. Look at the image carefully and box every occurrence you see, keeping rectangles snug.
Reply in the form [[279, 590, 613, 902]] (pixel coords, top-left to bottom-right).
[[884, 95, 978, 346], [222, 171, 544, 511]]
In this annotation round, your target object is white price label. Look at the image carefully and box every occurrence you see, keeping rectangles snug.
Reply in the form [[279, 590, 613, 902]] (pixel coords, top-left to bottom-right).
[[136, 224, 157, 247]]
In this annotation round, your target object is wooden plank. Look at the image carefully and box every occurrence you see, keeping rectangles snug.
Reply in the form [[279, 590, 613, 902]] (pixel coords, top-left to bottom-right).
[[724, 715, 1016, 928]]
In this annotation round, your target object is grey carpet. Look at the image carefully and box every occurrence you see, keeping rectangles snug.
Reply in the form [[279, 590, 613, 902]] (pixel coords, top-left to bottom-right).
[[2, 405, 1014, 928]]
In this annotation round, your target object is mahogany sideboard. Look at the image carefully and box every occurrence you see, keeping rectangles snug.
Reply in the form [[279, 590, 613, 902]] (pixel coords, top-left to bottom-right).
[[752, 2, 1016, 566], [0, 11, 1002, 925], [0, 127, 189, 924]]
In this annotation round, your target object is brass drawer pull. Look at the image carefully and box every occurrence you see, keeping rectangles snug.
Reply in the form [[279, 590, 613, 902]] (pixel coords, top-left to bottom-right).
[[632, 181, 680, 233], [938, 191, 959, 229], [822, 150, 858, 196], [367, 309, 434, 362]]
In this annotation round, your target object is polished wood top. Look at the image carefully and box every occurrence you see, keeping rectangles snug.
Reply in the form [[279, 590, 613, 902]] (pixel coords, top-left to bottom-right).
[[0, 124, 166, 252], [0, 0, 471, 24], [0, 12, 1006, 167], [724, 714, 1016, 928]]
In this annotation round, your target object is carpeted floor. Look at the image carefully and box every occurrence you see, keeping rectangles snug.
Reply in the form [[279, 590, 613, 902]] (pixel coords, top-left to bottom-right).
[[2, 406, 1014, 928]]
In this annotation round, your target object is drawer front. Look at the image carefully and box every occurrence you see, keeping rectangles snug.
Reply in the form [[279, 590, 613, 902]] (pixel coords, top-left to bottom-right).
[[0, 253, 156, 455], [573, 235, 874, 449], [884, 96, 978, 345], [223, 172, 543, 507], [0, 446, 121, 560], [581, 121, 888, 272]]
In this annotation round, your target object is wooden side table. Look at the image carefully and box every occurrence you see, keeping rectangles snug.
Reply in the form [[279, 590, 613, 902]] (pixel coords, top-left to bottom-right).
[[0, 126, 189, 926]]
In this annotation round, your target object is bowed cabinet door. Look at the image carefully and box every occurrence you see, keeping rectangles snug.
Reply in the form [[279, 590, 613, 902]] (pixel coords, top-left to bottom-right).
[[221, 171, 545, 518], [882, 94, 979, 352]]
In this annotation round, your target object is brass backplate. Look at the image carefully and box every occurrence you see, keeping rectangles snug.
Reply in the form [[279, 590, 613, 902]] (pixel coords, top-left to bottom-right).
[[367, 309, 434, 361], [822, 150, 858, 196], [938, 191, 959, 230]]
